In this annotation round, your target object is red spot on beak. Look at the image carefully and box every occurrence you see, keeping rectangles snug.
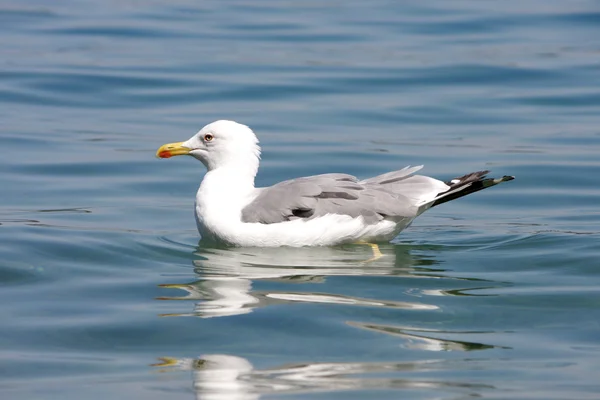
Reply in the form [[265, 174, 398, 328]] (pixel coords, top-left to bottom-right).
[[159, 151, 172, 158]]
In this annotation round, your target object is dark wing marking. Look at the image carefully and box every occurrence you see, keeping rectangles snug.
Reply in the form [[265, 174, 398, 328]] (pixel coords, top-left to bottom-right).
[[430, 171, 515, 207]]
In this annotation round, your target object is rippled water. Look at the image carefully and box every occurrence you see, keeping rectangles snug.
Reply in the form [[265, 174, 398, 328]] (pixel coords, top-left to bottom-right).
[[2, 1, 600, 399]]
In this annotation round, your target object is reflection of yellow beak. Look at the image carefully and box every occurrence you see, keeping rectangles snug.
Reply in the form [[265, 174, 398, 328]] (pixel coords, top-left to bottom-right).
[[156, 142, 190, 158]]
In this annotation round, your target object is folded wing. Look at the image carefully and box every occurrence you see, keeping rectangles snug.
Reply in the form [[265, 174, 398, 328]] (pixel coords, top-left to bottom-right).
[[241, 167, 446, 224]]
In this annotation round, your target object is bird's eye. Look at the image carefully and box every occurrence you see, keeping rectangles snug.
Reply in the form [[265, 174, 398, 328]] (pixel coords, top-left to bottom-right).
[[204, 134, 214, 142]]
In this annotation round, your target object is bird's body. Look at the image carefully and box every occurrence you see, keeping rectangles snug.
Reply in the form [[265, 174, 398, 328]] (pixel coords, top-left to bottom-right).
[[157, 120, 513, 247]]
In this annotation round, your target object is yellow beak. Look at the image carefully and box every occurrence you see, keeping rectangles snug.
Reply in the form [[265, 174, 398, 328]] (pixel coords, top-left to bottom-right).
[[156, 142, 191, 158]]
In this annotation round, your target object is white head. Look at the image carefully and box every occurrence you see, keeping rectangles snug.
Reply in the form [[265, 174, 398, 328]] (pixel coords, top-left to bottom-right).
[[157, 120, 261, 175]]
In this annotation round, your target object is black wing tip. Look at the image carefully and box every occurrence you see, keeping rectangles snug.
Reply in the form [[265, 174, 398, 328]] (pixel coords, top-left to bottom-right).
[[432, 171, 514, 208], [445, 170, 491, 187], [447, 172, 515, 185]]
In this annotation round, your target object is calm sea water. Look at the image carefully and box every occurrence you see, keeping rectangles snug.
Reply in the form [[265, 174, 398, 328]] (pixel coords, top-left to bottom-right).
[[2, 1, 600, 399]]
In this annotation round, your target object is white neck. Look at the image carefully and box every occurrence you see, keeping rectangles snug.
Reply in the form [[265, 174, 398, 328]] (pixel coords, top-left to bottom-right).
[[199, 166, 257, 203], [195, 165, 258, 241]]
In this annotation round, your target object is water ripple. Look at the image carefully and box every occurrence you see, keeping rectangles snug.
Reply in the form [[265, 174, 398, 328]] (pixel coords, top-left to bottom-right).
[[2, 0, 600, 398]]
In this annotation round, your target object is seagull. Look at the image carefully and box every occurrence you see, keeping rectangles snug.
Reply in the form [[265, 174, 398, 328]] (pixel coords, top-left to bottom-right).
[[156, 120, 513, 248]]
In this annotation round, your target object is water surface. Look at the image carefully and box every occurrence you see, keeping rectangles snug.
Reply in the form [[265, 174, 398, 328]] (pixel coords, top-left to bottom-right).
[[2, 1, 600, 399]]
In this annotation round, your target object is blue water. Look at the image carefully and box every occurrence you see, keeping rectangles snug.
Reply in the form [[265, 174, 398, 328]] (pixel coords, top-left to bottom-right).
[[2, 1, 600, 398]]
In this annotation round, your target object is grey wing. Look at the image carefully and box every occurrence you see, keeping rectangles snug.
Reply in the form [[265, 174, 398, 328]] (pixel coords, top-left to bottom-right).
[[241, 173, 419, 224], [361, 165, 424, 185], [363, 165, 450, 205]]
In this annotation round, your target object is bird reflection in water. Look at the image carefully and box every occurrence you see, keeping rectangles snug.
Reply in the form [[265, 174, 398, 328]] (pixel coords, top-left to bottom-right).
[[154, 244, 506, 398], [346, 321, 511, 352], [152, 353, 495, 400], [156, 244, 441, 318]]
